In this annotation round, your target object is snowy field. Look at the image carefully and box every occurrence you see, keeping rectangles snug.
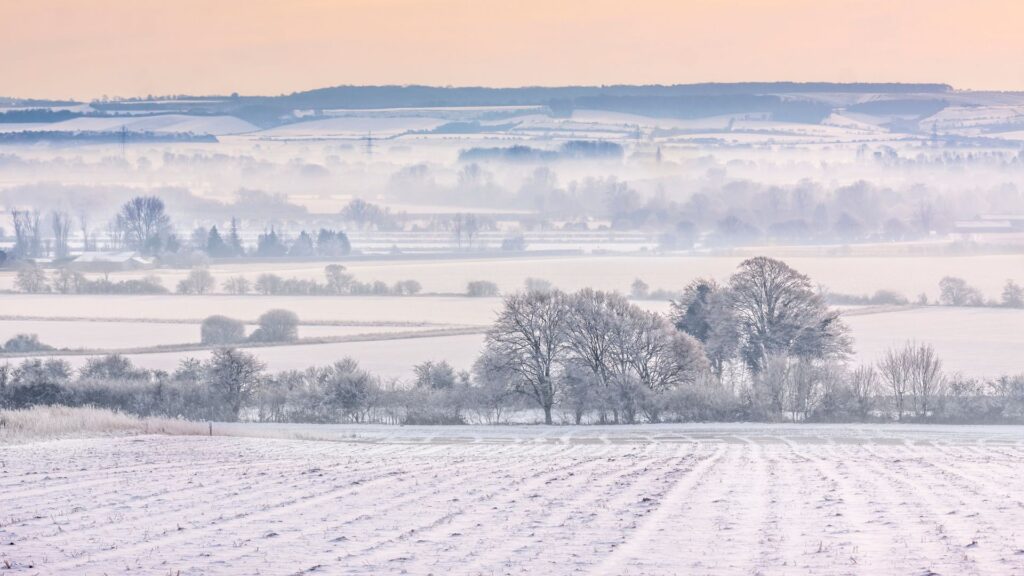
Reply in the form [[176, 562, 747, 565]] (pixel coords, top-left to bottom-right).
[[2, 253, 1020, 298], [3, 295, 1021, 380], [3, 424, 1024, 575]]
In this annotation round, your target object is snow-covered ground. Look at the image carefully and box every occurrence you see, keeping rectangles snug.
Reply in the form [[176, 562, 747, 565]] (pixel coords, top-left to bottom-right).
[[3, 425, 1024, 575]]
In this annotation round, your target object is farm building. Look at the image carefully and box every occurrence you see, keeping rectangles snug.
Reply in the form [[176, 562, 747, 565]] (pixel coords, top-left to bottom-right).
[[66, 251, 154, 272]]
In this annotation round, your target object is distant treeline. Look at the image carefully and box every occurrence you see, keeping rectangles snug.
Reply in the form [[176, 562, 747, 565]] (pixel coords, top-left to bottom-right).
[[80, 83, 953, 128], [460, 140, 624, 163], [4, 257, 1023, 426], [0, 131, 218, 144], [0, 109, 81, 123]]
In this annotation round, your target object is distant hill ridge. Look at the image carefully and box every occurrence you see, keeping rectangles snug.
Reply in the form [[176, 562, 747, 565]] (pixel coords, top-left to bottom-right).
[[9, 82, 1023, 133]]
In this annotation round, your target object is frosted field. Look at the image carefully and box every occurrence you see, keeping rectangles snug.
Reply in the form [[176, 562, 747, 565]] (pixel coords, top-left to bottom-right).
[[2, 295, 1021, 379], [0, 294, 500, 325], [844, 307, 1024, 377], [0, 320, 450, 350], [46, 334, 486, 379], [3, 425, 1024, 575], [2, 254, 1021, 299]]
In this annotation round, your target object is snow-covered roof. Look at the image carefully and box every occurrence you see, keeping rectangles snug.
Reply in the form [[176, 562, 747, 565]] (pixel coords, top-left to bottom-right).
[[71, 251, 152, 264]]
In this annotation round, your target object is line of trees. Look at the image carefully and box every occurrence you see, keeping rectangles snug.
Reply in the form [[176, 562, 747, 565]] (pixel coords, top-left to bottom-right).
[[3, 343, 1023, 425], [4, 257, 1023, 425], [2, 195, 353, 266]]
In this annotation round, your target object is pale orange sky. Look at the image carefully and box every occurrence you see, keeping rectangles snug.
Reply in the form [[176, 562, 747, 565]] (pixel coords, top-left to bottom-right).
[[3, 0, 1023, 100]]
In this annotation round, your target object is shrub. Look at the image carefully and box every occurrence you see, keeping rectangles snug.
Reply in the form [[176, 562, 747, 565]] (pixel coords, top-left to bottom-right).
[[392, 279, 422, 296], [466, 280, 499, 297], [938, 276, 983, 306], [248, 309, 299, 342], [15, 264, 49, 293], [3, 333, 54, 353], [222, 276, 251, 295], [524, 277, 553, 293], [201, 315, 246, 345], [176, 268, 216, 295]]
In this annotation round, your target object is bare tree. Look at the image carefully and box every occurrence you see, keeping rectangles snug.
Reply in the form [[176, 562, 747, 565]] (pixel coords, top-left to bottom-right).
[[878, 345, 913, 420], [15, 264, 49, 293], [909, 342, 944, 417], [563, 289, 630, 392], [222, 276, 252, 295], [452, 213, 464, 250], [483, 289, 571, 424], [938, 276, 983, 306], [618, 311, 707, 393], [204, 348, 264, 421], [11, 210, 41, 258], [117, 196, 171, 254], [51, 211, 71, 259], [78, 210, 92, 252], [464, 213, 480, 249], [848, 365, 878, 420], [176, 268, 216, 295]]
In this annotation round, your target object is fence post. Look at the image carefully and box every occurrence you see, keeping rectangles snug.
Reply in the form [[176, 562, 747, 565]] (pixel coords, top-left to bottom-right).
[[208, 422, 213, 436]]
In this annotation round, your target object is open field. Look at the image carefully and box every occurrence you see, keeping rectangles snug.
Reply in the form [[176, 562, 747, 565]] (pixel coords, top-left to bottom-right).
[[3, 293, 1020, 379], [0, 294, 505, 325], [3, 425, 1024, 575], [35, 333, 486, 378], [2, 253, 1022, 298], [0, 319, 453, 350]]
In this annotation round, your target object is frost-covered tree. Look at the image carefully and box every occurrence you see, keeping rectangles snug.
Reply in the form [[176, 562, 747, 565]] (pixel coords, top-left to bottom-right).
[[728, 257, 850, 371], [671, 278, 740, 377], [201, 315, 246, 345], [938, 276, 983, 306], [117, 196, 171, 254], [222, 276, 251, 295], [878, 345, 913, 420], [483, 289, 571, 424], [15, 264, 49, 293], [248, 309, 299, 342], [204, 348, 264, 421], [176, 268, 216, 295], [1001, 279, 1023, 308]]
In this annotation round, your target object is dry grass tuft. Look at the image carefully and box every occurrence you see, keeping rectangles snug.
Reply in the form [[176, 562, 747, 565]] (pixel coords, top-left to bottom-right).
[[0, 405, 208, 443]]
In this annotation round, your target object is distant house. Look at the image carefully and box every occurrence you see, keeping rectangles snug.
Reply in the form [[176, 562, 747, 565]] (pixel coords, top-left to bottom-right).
[[952, 215, 1024, 244], [67, 251, 154, 272]]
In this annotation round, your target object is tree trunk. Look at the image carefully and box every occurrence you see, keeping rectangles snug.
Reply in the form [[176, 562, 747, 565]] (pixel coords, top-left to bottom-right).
[[543, 404, 553, 425]]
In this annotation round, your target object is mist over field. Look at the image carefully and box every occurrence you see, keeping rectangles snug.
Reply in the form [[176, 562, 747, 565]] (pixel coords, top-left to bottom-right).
[[3, 80, 1024, 574]]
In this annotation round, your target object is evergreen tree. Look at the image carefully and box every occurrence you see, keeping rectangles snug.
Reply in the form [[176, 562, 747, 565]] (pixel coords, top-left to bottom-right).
[[206, 225, 229, 257]]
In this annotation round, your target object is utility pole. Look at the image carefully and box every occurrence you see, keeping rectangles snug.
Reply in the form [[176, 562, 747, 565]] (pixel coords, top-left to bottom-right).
[[364, 131, 374, 157]]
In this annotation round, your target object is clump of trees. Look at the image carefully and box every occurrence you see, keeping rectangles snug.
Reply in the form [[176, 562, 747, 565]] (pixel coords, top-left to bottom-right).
[[3, 334, 54, 353], [480, 288, 710, 424], [5, 256, 1024, 425], [466, 280, 500, 297], [248, 266, 422, 297], [20, 266, 169, 295], [248, 309, 299, 343], [176, 268, 216, 295], [200, 316, 246, 345]]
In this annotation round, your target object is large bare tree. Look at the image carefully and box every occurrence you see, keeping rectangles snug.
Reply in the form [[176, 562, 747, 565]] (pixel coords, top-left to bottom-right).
[[728, 257, 851, 371], [117, 196, 171, 254], [484, 289, 571, 424], [51, 211, 71, 259], [11, 210, 41, 258]]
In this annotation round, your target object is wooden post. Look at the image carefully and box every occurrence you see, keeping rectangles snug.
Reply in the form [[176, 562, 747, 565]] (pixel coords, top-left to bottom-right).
[[208, 422, 213, 436]]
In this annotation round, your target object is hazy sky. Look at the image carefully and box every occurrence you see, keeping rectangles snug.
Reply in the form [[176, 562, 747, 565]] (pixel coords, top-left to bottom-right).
[[4, 0, 1023, 99]]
